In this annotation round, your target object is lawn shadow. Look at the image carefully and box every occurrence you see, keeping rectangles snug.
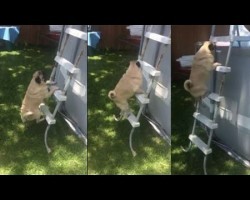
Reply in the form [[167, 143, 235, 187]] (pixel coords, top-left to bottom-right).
[[0, 46, 86, 175], [88, 50, 170, 175], [171, 79, 250, 175]]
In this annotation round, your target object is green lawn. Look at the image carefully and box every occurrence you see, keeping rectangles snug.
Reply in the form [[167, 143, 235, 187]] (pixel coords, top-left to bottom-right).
[[88, 50, 170, 175], [171, 79, 250, 175], [0, 45, 86, 174]]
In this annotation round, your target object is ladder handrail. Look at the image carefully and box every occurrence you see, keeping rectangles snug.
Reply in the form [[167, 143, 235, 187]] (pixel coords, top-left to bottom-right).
[[185, 25, 233, 174], [128, 25, 170, 156], [41, 25, 87, 153]]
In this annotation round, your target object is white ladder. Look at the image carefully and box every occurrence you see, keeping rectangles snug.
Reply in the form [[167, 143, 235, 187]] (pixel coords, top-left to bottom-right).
[[128, 25, 171, 156], [182, 25, 247, 174], [39, 26, 87, 153]]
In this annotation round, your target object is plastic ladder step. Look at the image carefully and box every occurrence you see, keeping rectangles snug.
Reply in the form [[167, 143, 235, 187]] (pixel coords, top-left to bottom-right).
[[210, 36, 231, 43], [127, 113, 140, 128], [193, 112, 218, 129], [144, 32, 171, 44], [65, 28, 87, 41], [189, 135, 212, 155], [54, 56, 80, 74], [208, 93, 223, 102], [54, 90, 67, 101], [39, 103, 56, 125], [137, 60, 161, 77], [211, 35, 250, 42], [136, 94, 150, 104], [233, 36, 250, 42], [216, 66, 231, 73]]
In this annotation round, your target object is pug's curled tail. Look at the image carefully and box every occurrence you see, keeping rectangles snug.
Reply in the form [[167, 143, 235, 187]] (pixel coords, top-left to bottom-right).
[[184, 80, 192, 92], [108, 90, 116, 99]]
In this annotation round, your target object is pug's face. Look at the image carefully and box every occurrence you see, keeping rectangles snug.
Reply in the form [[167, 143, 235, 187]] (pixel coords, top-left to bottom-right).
[[196, 41, 215, 55], [126, 61, 141, 74], [33, 71, 45, 84]]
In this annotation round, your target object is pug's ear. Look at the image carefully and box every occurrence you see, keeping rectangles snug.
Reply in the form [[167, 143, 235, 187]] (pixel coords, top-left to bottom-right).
[[136, 61, 141, 68], [195, 41, 204, 52], [35, 76, 41, 84], [208, 43, 214, 51]]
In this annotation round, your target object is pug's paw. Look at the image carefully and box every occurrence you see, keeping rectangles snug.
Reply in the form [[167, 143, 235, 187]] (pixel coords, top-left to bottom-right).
[[50, 86, 59, 92], [113, 114, 122, 121], [213, 62, 222, 68], [46, 80, 57, 85], [136, 88, 145, 94]]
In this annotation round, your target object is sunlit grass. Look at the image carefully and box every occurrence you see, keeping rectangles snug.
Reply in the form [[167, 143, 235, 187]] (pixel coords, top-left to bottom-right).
[[0, 51, 20, 56], [0, 45, 86, 175], [88, 50, 170, 175], [171, 80, 250, 175], [88, 56, 102, 60]]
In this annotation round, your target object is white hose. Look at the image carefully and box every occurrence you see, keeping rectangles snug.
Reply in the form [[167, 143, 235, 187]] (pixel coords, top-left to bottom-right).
[[44, 125, 52, 153], [129, 128, 137, 157]]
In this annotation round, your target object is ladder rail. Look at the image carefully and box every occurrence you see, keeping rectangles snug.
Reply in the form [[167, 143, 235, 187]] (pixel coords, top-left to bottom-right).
[[42, 25, 87, 153], [210, 25, 216, 39], [48, 33, 70, 83], [49, 26, 86, 83], [235, 25, 241, 47], [128, 25, 170, 156], [182, 101, 199, 152], [185, 25, 236, 174], [138, 25, 146, 60]]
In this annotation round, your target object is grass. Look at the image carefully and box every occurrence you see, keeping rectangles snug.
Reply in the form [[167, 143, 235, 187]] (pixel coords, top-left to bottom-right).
[[0, 45, 86, 175], [87, 50, 170, 175], [171, 79, 250, 175]]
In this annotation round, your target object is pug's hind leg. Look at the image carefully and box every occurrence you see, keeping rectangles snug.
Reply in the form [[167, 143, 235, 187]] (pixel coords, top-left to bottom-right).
[[123, 108, 132, 119], [113, 109, 131, 121], [36, 110, 45, 123], [113, 111, 123, 121], [36, 117, 45, 123], [21, 111, 34, 122]]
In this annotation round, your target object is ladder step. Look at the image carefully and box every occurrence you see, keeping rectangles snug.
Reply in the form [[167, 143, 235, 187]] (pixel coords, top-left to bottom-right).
[[211, 35, 250, 43], [233, 36, 250, 42], [193, 112, 218, 129], [127, 113, 140, 128], [65, 28, 87, 41], [189, 135, 212, 155], [144, 32, 171, 44], [39, 103, 56, 125], [54, 90, 67, 102], [136, 94, 150, 104], [208, 93, 223, 102], [137, 60, 161, 77], [46, 80, 57, 85], [210, 36, 231, 43], [54, 56, 80, 74], [216, 66, 231, 73]]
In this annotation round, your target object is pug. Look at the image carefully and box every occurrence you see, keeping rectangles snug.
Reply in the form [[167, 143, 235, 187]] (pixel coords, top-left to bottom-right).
[[20, 70, 59, 123], [184, 41, 221, 99], [108, 61, 144, 120]]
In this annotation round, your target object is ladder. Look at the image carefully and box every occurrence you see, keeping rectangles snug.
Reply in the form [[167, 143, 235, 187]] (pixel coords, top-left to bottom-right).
[[182, 25, 249, 174], [127, 25, 171, 156], [39, 25, 87, 153]]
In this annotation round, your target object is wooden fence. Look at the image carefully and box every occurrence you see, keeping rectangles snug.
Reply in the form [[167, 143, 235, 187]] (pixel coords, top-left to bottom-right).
[[17, 25, 133, 49]]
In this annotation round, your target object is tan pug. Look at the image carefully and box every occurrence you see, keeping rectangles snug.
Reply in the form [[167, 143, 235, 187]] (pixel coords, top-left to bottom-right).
[[184, 41, 221, 99], [108, 61, 143, 120], [20, 70, 58, 123]]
